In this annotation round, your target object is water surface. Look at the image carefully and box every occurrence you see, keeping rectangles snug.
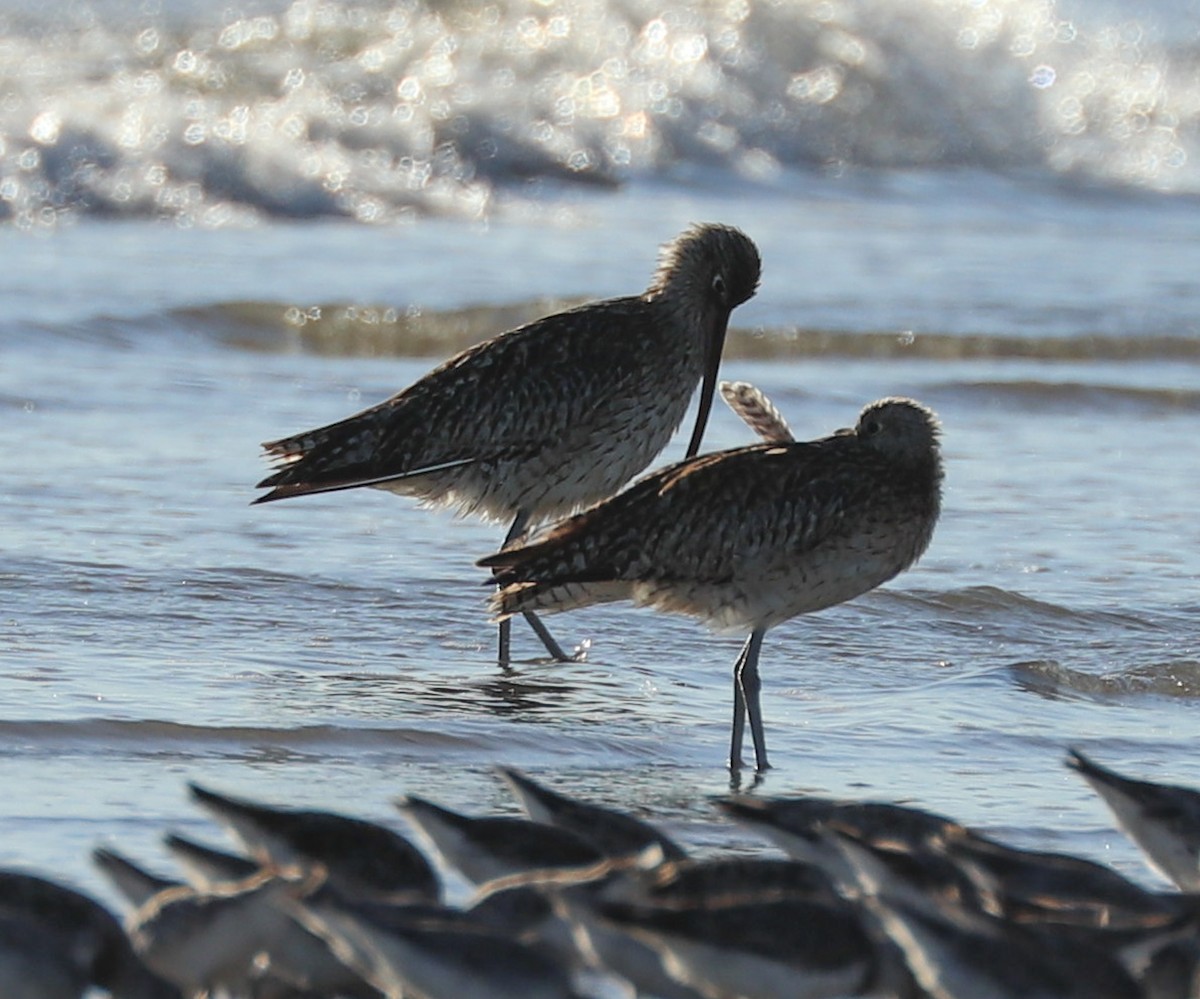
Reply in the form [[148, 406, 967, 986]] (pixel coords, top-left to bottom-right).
[[1, 0, 1199, 940]]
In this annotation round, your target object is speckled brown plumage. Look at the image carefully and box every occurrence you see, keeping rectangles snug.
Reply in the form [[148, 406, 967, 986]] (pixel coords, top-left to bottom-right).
[[479, 396, 943, 770], [254, 224, 761, 520], [720, 380, 795, 444], [254, 223, 760, 664]]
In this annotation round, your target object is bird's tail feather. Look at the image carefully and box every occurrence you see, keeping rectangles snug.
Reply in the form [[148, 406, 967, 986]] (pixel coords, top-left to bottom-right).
[[720, 380, 795, 444], [489, 580, 631, 620], [254, 457, 475, 504]]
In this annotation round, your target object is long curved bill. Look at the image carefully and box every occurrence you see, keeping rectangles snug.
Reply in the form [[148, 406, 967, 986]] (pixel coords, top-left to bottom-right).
[[683, 317, 729, 459]]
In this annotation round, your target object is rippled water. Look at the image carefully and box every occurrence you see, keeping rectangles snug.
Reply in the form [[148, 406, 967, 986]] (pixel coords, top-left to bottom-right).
[[4, 0, 1200, 229], [2, 171, 1200, 925], [2, 0, 1200, 959]]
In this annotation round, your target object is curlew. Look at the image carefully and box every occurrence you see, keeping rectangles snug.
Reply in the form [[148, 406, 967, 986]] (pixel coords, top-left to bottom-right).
[[480, 396, 943, 772], [255, 223, 761, 664]]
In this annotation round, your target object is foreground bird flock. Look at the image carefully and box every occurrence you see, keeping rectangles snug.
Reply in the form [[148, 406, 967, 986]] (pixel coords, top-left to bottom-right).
[[4, 750, 1200, 998], [6, 226, 1180, 995]]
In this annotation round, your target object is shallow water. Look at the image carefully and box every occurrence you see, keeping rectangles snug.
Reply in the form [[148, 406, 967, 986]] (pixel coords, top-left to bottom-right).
[[2, 0, 1200, 963], [3, 172, 1200, 926]]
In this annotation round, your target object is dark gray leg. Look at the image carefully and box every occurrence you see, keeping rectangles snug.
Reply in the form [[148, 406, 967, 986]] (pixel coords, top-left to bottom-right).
[[498, 618, 513, 667], [729, 628, 769, 772], [495, 513, 525, 666], [729, 634, 751, 770], [496, 511, 571, 665], [742, 628, 770, 771], [522, 610, 570, 661]]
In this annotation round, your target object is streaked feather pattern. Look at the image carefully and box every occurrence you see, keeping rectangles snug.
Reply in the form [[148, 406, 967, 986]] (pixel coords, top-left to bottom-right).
[[254, 224, 762, 525], [720, 380, 795, 443], [480, 397, 942, 633]]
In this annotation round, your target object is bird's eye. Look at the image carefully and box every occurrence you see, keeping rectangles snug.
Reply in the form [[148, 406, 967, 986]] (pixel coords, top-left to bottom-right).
[[711, 273, 727, 299], [862, 418, 883, 436]]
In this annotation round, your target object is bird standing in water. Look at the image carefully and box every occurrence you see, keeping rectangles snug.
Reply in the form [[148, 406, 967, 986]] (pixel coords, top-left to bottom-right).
[[254, 223, 762, 664], [480, 396, 943, 771]]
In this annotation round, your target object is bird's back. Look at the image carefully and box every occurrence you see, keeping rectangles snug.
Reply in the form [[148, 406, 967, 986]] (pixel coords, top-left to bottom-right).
[[256, 295, 703, 522], [484, 429, 941, 631]]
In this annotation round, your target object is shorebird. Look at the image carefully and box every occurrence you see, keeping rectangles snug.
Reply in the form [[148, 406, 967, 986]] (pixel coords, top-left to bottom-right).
[[860, 890, 1146, 999], [161, 833, 260, 888], [396, 796, 606, 886], [937, 826, 1187, 929], [92, 847, 179, 909], [0, 915, 92, 999], [549, 855, 853, 999], [296, 894, 584, 999], [716, 795, 967, 869], [480, 396, 943, 772], [254, 223, 762, 664], [123, 872, 298, 996], [0, 870, 180, 999], [497, 767, 688, 862], [1067, 747, 1200, 892], [591, 892, 891, 999], [188, 783, 440, 904]]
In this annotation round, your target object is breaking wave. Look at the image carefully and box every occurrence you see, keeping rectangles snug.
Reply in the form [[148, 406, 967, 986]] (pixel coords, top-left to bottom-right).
[[2, 0, 1199, 225]]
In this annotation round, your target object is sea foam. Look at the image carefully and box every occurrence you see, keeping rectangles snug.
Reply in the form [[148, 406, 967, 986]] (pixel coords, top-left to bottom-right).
[[1, 0, 1196, 226]]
